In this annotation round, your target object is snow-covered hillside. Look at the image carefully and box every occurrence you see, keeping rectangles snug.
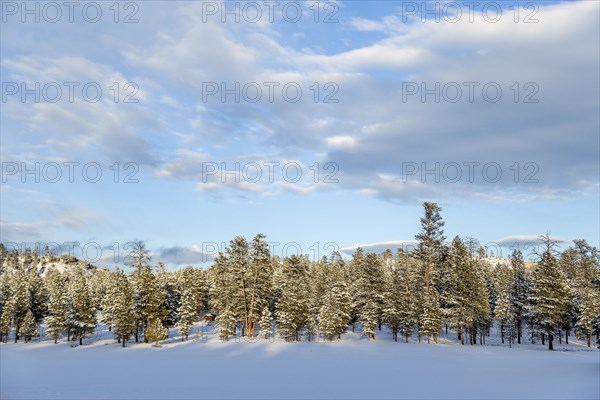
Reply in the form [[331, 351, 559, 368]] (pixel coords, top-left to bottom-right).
[[1, 323, 598, 400]]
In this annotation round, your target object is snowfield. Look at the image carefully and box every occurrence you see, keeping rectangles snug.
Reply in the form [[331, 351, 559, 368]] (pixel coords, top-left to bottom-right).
[[1, 325, 598, 400]]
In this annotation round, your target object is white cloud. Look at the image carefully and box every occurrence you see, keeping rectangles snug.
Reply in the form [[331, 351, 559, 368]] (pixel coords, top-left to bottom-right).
[[326, 135, 357, 150]]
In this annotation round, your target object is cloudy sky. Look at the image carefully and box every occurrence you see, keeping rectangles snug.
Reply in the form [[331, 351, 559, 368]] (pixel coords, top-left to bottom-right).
[[1, 0, 598, 267]]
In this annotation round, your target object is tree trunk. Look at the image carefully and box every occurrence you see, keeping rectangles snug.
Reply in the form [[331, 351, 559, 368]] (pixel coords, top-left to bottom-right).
[[79, 337, 83, 345], [587, 334, 591, 348], [122, 337, 126, 347], [548, 333, 554, 351], [517, 320, 522, 344], [558, 330, 562, 344], [54, 337, 58, 344]]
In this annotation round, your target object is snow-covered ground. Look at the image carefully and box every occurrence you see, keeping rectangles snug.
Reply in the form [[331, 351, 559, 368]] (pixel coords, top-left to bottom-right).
[[1, 324, 598, 400]]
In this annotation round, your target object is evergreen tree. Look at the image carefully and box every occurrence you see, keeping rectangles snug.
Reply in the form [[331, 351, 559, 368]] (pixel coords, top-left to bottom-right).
[[0, 297, 14, 343], [157, 269, 181, 327], [415, 201, 446, 293], [0, 272, 12, 343], [382, 265, 406, 342], [125, 241, 151, 274], [112, 269, 136, 347], [226, 236, 251, 336], [146, 318, 169, 346], [509, 250, 529, 344], [306, 260, 326, 341], [494, 263, 517, 346], [67, 267, 97, 345], [420, 288, 443, 343], [178, 267, 198, 341], [414, 202, 446, 342], [45, 268, 69, 343], [569, 240, 600, 347], [21, 309, 38, 342], [397, 251, 417, 342], [355, 253, 385, 340], [347, 248, 364, 333], [275, 255, 310, 341], [447, 237, 490, 345], [529, 235, 570, 350], [27, 269, 47, 323], [246, 233, 273, 337], [132, 265, 166, 343], [9, 269, 30, 342], [319, 259, 351, 341], [216, 307, 237, 341], [259, 306, 272, 339]]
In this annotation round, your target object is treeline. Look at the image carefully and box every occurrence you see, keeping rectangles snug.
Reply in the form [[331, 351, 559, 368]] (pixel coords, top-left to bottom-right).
[[0, 203, 599, 350]]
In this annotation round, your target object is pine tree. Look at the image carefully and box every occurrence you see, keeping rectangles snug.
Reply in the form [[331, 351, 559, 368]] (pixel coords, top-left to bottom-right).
[[275, 255, 310, 341], [415, 202, 446, 342], [0, 272, 11, 342], [133, 265, 166, 343], [319, 266, 351, 341], [0, 297, 14, 343], [509, 250, 529, 344], [529, 235, 570, 350], [21, 309, 38, 342], [226, 236, 251, 336], [209, 252, 231, 335], [27, 269, 47, 323], [383, 258, 410, 342], [420, 288, 443, 343], [494, 263, 517, 346], [67, 267, 97, 345], [125, 241, 151, 274], [397, 251, 417, 342], [259, 306, 273, 339], [246, 233, 273, 337], [356, 253, 385, 340], [112, 269, 136, 347], [45, 268, 69, 343], [569, 240, 600, 347], [177, 266, 198, 341], [447, 236, 490, 345], [216, 307, 237, 341], [10, 269, 30, 342], [157, 269, 181, 327], [415, 201, 446, 293], [306, 261, 326, 341], [146, 318, 169, 347]]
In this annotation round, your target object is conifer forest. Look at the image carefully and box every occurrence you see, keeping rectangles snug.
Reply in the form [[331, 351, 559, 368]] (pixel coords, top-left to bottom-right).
[[1, 203, 598, 352]]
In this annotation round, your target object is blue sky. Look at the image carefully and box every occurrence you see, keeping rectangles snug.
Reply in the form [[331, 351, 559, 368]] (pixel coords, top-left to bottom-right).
[[1, 1, 598, 267]]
